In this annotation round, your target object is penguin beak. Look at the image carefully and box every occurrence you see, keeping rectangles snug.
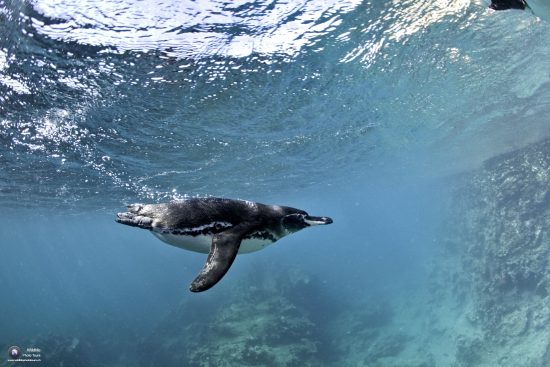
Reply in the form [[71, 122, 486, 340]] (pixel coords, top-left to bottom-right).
[[304, 216, 333, 226]]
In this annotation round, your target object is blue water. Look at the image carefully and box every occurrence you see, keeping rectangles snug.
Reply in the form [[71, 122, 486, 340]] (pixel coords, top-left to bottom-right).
[[2, 0, 550, 365]]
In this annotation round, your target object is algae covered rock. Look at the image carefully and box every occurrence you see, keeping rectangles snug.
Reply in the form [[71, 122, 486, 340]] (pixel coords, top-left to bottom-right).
[[188, 290, 318, 367], [497, 307, 529, 338], [329, 297, 419, 366], [438, 138, 550, 366], [138, 265, 325, 367]]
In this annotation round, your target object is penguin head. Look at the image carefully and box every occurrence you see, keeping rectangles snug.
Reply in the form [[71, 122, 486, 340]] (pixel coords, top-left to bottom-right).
[[282, 210, 333, 233]]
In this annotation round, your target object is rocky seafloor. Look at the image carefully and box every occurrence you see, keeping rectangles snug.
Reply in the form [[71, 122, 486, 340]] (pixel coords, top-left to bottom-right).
[[135, 267, 411, 367], [1, 266, 410, 367], [430, 138, 550, 367]]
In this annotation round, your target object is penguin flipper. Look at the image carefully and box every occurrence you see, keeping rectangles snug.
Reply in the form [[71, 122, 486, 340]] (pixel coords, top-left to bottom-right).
[[189, 224, 253, 292]]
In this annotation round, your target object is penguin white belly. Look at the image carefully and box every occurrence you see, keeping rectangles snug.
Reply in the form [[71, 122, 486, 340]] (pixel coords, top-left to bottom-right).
[[528, 0, 550, 22], [153, 232, 212, 253], [240, 237, 275, 253], [152, 232, 274, 254]]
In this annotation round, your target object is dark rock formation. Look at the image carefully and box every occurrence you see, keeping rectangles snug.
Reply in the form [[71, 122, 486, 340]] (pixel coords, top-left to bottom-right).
[[438, 138, 550, 366], [137, 265, 328, 367]]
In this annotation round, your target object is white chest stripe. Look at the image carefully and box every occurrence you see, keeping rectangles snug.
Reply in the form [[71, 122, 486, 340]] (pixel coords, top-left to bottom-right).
[[152, 231, 277, 254]]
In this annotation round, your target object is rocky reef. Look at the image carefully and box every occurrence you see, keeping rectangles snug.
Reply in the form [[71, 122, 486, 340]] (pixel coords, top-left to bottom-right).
[[137, 266, 328, 367], [135, 258, 431, 367], [435, 138, 550, 366], [187, 292, 318, 367], [331, 297, 421, 367]]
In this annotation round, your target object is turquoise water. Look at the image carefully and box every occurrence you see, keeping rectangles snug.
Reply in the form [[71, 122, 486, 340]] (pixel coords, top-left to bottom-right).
[[2, 0, 550, 366]]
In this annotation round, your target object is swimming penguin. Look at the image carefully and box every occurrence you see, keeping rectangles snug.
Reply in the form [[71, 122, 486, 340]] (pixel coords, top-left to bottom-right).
[[116, 197, 333, 292], [490, 0, 550, 22]]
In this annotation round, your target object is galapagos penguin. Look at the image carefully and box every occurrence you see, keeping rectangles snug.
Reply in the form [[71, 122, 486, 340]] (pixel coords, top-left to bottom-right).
[[116, 197, 333, 292]]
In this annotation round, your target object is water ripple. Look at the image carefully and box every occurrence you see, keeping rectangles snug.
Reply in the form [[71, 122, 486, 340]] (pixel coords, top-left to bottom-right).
[[29, 0, 362, 59], [2, 0, 550, 210]]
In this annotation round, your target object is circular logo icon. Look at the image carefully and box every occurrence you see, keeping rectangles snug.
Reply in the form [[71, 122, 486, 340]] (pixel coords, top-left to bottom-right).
[[8, 346, 21, 360]]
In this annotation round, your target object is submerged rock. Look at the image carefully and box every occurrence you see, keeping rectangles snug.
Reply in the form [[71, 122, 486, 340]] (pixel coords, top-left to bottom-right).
[[438, 138, 550, 366], [137, 265, 326, 367], [188, 291, 318, 367]]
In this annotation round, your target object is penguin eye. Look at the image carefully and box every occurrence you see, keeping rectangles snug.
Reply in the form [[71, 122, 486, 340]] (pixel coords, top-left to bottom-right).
[[283, 214, 308, 230], [288, 214, 304, 221]]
